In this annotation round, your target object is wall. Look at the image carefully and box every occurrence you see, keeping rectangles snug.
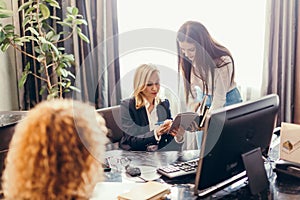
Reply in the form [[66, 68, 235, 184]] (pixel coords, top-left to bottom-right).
[[0, 0, 19, 111], [0, 51, 19, 111]]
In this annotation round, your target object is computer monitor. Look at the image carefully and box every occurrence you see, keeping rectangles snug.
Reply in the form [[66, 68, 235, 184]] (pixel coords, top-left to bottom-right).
[[194, 94, 279, 197]]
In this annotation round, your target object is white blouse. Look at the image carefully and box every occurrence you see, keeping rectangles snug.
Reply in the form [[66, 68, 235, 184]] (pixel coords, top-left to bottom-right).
[[189, 56, 237, 110], [144, 98, 161, 141]]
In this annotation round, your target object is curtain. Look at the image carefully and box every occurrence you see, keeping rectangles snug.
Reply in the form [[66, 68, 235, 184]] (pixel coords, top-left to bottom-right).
[[10, 0, 121, 109], [9, 0, 37, 110], [67, 0, 121, 108], [295, 1, 300, 124], [261, 0, 298, 125]]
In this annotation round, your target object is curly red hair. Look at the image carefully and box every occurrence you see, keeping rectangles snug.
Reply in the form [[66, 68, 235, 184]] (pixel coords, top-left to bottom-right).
[[2, 99, 108, 200]]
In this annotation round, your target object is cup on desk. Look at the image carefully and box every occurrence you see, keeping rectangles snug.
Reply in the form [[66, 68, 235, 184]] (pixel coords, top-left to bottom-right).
[[107, 157, 131, 172]]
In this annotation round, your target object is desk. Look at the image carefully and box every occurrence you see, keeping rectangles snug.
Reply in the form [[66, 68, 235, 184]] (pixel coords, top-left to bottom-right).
[[95, 136, 300, 199]]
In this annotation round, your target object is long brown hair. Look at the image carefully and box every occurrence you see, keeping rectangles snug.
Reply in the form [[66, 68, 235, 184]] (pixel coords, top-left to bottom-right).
[[177, 21, 235, 103]]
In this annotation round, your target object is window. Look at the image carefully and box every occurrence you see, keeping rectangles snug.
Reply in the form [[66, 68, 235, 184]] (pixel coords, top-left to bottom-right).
[[117, 0, 266, 112]]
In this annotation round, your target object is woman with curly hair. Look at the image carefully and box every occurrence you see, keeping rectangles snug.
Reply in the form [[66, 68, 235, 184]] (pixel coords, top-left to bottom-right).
[[2, 99, 108, 200]]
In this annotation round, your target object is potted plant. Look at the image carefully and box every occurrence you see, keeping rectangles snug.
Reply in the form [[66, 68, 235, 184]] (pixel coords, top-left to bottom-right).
[[0, 0, 89, 99]]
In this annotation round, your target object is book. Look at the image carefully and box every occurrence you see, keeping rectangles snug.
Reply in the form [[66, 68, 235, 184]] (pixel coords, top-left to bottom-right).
[[117, 181, 171, 200], [168, 96, 209, 133]]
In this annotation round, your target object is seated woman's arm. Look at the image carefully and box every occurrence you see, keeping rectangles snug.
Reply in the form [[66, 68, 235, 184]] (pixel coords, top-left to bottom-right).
[[119, 98, 176, 151]]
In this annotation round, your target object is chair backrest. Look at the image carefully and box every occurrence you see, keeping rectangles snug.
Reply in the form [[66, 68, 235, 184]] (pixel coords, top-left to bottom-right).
[[0, 123, 16, 186], [96, 105, 123, 143], [0, 111, 27, 190]]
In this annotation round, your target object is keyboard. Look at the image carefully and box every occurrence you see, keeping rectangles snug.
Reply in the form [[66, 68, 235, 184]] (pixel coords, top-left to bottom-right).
[[157, 158, 199, 178]]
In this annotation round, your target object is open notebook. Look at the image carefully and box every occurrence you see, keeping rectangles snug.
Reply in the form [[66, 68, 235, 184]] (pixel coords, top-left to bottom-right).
[[117, 181, 171, 200]]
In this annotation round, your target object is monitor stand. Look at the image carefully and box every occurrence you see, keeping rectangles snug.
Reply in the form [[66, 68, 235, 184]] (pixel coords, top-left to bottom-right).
[[242, 147, 269, 195], [196, 171, 247, 198], [196, 148, 269, 198]]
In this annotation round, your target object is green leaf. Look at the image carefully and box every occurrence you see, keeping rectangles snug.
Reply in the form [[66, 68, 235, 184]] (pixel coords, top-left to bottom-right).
[[39, 3, 50, 20], [13, 38, 24, 46], [18, 72, 28, 88], [18, 36, 30, 43], [58, 47, 65, 51], [18, 1, 33, 12], [39, 85, 47, 95], [50, 15, 60, 20], [47, 91, 59, 100], [45, 0, 60, 8], [18, 62, 31, 88], [34, 46, 41, 54], [1, 42, 10, 51], [59, 68, 68, 77], [65, 81, 71, 88], [50, 34, 60, 42], [24, 62, 31, 71], [68, 71, 75, 79], [24, 35, 38, 42], [0, 9, 13, 18], [5, 32, 14, 39], [22, 17, 31, 27], [45, 31, 54, 40], [24, 6, 35, 16], [69, 86, 81, 92], [75, 19, 87, 25], [26, 27, 39, 36], [41, 43, 49, 52], [72, 7, 78, 15], [38, 36, 47, 43], [57, 21, 72, 28], [66, 7, 73, 14], [63, 54, 74, 61], [58, 82, 66, 87], [37, 55, 45, 62], [49, 42, 59, 56], [0, 31, 5, 43], [77, 31, 90, 43], [3, 24, 14, 31]]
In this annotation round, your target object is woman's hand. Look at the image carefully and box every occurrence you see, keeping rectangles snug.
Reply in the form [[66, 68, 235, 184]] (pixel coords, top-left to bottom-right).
[[155, 119, 172, 136], [186, 121, 201, 132], [169, 126, 185, 137], [169, 126, 185, 142]]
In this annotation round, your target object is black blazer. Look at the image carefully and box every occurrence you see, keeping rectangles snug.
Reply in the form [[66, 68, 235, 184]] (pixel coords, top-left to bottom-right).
[[119, 97, 181, 151]]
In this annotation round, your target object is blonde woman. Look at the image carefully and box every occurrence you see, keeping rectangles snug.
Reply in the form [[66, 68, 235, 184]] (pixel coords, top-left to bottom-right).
[[2, 99, 108, 200], [119, 63, 184, 151]]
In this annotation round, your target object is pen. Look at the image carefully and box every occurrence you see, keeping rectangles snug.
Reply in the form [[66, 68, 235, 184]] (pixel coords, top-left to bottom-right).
[[155, 121, 164, 125]]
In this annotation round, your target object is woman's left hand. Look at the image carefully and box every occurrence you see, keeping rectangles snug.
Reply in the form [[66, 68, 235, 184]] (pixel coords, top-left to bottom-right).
[[169, 126, 185, 139]]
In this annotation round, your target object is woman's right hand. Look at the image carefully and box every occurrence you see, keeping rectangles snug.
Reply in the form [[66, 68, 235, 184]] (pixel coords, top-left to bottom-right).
[[156, 119, 172, 136]]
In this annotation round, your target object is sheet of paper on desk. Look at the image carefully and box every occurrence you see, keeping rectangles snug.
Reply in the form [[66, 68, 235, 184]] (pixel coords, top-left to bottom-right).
[[91, 182, 140, 200], [280, 122, 300, 164]]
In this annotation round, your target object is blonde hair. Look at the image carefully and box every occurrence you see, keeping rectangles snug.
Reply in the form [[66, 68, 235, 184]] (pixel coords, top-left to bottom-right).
[[133, 63, 160, 109], [2, 99, 108, 200]]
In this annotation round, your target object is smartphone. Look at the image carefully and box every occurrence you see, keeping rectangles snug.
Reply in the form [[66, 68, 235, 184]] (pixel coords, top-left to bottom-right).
[[102, 157, 111, 172]]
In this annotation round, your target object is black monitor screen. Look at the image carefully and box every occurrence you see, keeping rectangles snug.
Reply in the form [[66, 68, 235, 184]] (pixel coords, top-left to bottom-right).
[[194, 94, 279, 196]]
